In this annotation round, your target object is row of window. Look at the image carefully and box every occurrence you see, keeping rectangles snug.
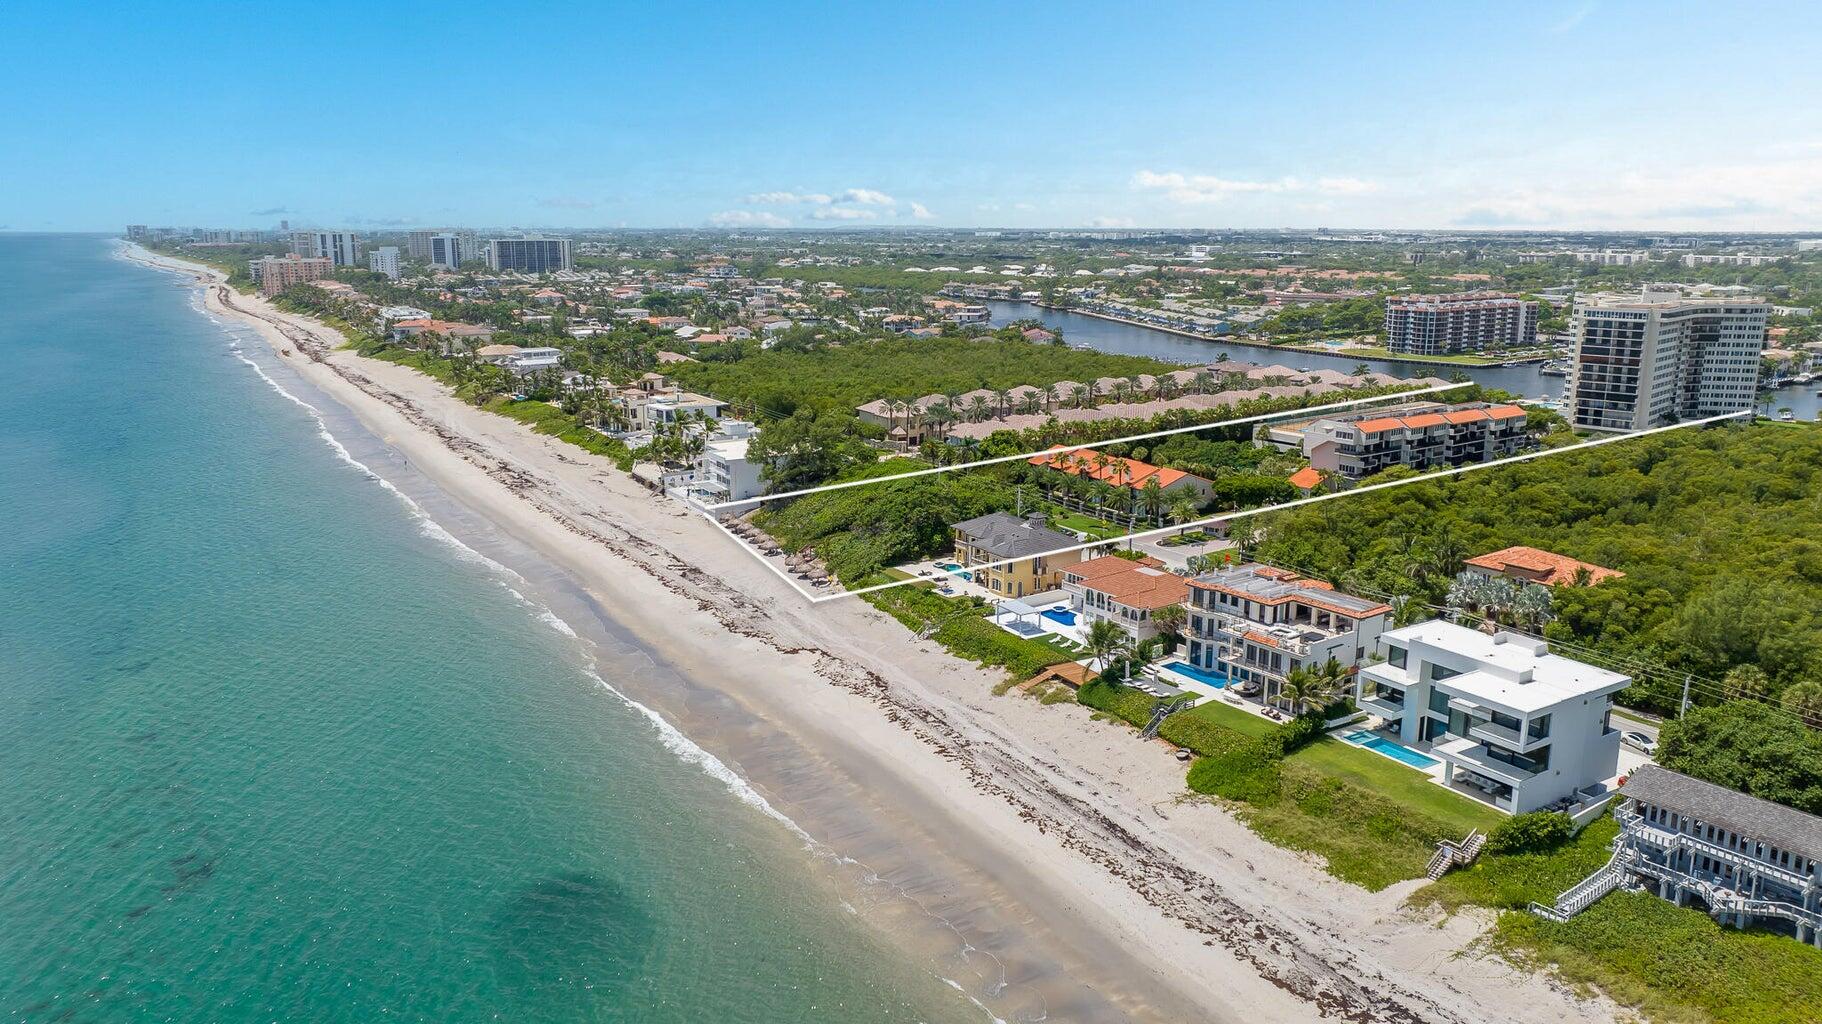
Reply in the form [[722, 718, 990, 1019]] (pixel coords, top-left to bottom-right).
[[1637, 802, 1819, 876]]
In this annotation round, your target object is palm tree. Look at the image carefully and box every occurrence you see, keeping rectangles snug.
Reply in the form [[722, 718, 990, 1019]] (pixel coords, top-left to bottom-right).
[[967, 395, 991, 422], [1071, 384, 1091, 409], [1511, 584, 1554, 632], [1278, 664, 1342, 715], [1191, 369, 1214, 395], [1084, 618, 1130, 675], [1151, 605, 1186, 648]]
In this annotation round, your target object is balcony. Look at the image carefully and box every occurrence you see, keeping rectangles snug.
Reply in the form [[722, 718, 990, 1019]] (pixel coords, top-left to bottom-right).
[[1359, 692, 1408, 719], [1433, 737, 1540, 785], [1469, 717, 1524, 747], [1362, 661, 1415, 689]]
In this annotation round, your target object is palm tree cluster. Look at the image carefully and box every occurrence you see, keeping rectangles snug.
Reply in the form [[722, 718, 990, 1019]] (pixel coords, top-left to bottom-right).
[[1444, 570, 1555, 633], [1274, 657, 1352, 716]]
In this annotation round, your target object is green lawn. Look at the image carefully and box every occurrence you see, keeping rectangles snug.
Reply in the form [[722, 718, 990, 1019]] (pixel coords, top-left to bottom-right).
[[1175, 698, 1278, 739], [1287, 737, 1504, 839]]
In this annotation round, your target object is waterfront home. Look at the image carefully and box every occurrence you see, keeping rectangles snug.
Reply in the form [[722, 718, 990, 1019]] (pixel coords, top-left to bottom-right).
[[1062, 555, 1190, 645], [1533, 766, 1822, 946], [1185, 563, 1390, 701], [474, 344, 562, 374], [1269, 402, 1530, 482], [1027, 446, 1214, 500], [1357, 621, 1627, 814], [951, 512, 1084, 598], [1463, 545, 1624, 588], [662, 420, 764, 503]]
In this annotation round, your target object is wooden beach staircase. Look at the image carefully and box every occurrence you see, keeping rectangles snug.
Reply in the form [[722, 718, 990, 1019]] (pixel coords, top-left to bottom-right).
[[1424, 829, 1486, 880]]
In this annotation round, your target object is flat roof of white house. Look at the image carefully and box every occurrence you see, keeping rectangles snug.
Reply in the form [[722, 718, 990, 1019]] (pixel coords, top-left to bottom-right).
[[1383, 620, 1629, 715]]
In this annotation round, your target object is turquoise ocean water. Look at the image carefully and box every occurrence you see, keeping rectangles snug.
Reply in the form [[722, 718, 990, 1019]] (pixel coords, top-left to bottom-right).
[[0, 235, 978, 1023]]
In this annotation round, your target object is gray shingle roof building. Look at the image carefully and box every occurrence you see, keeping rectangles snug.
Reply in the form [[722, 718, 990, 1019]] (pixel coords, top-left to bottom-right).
[[1622, 765, 1822, 861], [951, 512, 1078, 560]]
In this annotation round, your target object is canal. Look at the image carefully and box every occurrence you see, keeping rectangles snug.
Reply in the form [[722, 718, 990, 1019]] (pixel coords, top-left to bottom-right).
[[988, 300, 1821, 420]]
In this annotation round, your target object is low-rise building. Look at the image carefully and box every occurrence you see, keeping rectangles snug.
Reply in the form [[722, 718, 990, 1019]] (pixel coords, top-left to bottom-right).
[[1357, 621, 1627, 814], [1027, 446, 1214, 500], [1274, 402, 1530, 481], [951, 512, 1085, 598], [1538, 766, 1821, 945], [1062, 555, 1190, 644], [1185, 563, 1391, 700], [1463, 545, 1624, 588], [475, 344, 562, 373]]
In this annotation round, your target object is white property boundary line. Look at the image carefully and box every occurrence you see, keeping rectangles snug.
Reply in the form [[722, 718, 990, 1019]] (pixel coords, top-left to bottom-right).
[[802, 411, 1751, 604], [702, 383, 1471, 511]]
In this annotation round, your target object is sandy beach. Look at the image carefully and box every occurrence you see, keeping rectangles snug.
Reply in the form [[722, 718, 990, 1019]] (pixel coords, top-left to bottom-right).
[[124, 244, 1623, 1024]]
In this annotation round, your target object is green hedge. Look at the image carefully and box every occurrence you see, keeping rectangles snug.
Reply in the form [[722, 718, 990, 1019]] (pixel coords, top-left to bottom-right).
[[863, 584, 1066, 680], [1485, 810, 1576, 855], [1077, 678, 1184, 729]]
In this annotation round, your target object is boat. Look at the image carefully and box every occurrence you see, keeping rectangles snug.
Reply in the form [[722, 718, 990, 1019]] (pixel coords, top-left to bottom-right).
[[1781, 410, 1796, 421]]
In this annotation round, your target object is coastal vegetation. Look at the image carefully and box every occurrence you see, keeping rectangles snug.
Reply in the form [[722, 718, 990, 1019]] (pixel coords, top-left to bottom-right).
[[1251, 421, 1822, 714], [667, 334, 1178, 419], [1655, 701, 1822, 813]]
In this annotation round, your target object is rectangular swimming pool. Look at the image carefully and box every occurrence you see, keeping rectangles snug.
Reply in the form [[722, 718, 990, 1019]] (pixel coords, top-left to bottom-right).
[[1342, 729, 1439, 769], [1160, 660, 1229, 689]]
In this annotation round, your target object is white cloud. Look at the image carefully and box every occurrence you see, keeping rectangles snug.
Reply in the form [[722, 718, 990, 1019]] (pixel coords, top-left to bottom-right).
[[840, 188, 896, 206], [1444, 149, 1822, 229], [744, 191, 832, 205], [709, 209, 790, 228], [1132, 170, 1381, 204], [909, 202, 936, 220], [809, 206, 877, 221]]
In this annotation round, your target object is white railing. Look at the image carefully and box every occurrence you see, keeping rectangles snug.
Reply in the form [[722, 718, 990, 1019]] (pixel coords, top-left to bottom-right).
[[1529, 844, 1629, 922], [1616, 807, 1816, 890]]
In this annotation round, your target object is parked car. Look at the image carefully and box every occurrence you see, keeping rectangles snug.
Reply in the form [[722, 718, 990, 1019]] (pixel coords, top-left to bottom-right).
[[1621, 730, 1657, 756]]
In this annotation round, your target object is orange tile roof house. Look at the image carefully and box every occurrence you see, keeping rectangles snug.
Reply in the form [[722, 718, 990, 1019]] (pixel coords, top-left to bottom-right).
[[1061, 555, 1191, 642], [1464, 546, 1625, 588], [1028, 446, 1213, 498]]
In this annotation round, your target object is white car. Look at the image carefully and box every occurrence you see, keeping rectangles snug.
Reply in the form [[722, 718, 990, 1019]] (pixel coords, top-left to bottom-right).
[[1621, 730, 1657, 756]]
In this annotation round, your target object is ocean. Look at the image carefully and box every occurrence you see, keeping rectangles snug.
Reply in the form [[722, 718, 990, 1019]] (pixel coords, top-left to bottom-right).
[[0, 235, 979, 1023]]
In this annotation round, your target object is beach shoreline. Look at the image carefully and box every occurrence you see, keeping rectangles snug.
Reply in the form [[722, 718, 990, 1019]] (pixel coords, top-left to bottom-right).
[[121, 242, 1622, 1024]]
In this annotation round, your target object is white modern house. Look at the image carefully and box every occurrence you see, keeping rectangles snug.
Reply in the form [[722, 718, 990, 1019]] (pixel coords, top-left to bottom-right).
[[1531, 766, 1822, 946], [662, 420, 765, 504], [1356, 621, 1627, 814], [1184, 563, 1391, 700]]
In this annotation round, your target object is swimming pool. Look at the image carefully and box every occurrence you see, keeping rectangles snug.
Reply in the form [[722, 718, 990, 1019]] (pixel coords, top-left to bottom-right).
[[1040, 608, 1077, 626], [1160, 660, 1228, 689], [937, 562, 964, 572], [1342, 729, 1439, 769]]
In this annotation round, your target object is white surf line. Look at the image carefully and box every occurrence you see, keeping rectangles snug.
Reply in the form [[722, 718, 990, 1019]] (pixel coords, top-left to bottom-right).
[[815, 411, 1753, 604], [697, 506, 822, 601], [703, 382, 1471, 511]]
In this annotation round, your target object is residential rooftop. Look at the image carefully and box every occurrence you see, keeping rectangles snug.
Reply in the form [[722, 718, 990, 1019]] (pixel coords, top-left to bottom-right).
[[1465, 545, 1625, 587], [952, 512, 1079, 560], [1382, 620, 1630, 714], [1622, 766, 1822, 862]]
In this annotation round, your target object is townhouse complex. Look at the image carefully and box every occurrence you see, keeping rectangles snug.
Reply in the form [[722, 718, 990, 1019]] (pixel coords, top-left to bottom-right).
[[1357, 622, 1627, 814], [1384, 292, 1538, 356], [1271, 401, 1530, 482], [1185, 564, 1391, 700], [1569, 291, 1768, 432]]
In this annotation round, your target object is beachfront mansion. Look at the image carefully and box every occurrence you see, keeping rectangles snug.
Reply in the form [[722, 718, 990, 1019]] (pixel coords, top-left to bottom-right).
[[1184, 563, 1392, 701], [1357, 622, 1627, 814]]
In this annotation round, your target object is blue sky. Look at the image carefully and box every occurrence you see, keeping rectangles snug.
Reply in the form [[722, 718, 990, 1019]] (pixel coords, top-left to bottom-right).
[[4, 0, 1820, 232]]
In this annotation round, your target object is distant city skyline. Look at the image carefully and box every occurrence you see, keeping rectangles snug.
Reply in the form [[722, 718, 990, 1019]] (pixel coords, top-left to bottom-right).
[[6, 0, 1822, 232]]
